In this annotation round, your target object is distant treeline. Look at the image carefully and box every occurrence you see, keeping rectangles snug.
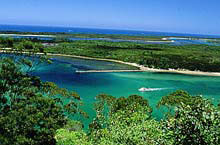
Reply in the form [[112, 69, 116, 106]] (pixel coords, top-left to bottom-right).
[[0, 31, 67, 35], [1, 31, 219, 39], [0, 31, 165, 41], [45, 40, 220, 72], [1, 36, 220, 72]]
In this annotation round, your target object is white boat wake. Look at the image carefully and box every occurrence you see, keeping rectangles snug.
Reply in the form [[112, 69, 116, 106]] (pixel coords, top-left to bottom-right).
[[138, 87, 170, 92]]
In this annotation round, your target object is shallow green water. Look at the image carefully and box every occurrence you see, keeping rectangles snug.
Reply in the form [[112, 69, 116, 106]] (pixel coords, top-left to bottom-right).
[[32, 56, 220, 128]]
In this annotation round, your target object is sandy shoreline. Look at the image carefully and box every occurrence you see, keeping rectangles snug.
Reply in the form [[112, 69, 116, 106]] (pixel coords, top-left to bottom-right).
[[47, 53, 220, 76], [1, 49, 220, 76]]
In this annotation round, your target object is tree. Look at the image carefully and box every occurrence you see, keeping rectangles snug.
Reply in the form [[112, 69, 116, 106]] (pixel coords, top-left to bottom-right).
[[55, 91, 220, 145], [88, 94, 172, 145], [0, 94, 66, 145], [55, 121, 92, 145], [0, 58, 86, 145], [55, 94, 172, 145], [1, 40, 50, 73], [157, 90, 200, 109], [89, 94, 152, 131], [163, 99, 220, 145], [89, 106, 172, 145], [158, 90, 220, 145], [0, 37, 14, 47], [157, 90, 202, 117]]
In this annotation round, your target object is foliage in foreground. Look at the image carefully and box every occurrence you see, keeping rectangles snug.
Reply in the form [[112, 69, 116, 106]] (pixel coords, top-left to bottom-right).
[[158, 91, 220, 145], [0, 58, 85, 145], [164, 99, 220, 145], [87, 94, 172, 145], [56, 91, 220, 145]]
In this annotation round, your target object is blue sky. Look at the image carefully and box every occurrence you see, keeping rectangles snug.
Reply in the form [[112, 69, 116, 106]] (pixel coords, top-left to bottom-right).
[[0, 0, 220, 35]]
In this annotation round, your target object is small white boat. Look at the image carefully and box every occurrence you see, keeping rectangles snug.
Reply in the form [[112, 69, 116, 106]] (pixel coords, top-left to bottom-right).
[[138, 87, 161, 92]]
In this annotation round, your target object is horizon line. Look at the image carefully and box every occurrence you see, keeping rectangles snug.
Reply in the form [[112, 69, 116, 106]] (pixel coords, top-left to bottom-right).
[[0, 23, 220, 37]]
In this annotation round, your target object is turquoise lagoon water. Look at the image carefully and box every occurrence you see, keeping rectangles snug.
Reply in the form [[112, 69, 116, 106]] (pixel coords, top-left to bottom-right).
[[31, 56, 220, 128]]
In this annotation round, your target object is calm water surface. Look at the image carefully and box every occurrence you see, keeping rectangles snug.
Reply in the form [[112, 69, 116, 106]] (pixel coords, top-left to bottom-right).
[[31, 56, 220, 128]]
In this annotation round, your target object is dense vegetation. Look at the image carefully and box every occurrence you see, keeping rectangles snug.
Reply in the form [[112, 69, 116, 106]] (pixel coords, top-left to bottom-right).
[[0, 36, 220, 144], [2, 34, 220, 73], [0, 31, 168, 41], [55, 91, 220, 145], [44, 40, 220, 72], [0, 48, 87, 144]]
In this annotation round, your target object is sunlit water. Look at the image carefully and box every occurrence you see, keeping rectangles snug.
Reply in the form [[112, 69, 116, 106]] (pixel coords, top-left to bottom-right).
[[30, 56, 220, 129]]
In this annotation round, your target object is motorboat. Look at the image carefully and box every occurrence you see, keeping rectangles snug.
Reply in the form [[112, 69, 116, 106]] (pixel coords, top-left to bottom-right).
[[138, 87, 161, 92]]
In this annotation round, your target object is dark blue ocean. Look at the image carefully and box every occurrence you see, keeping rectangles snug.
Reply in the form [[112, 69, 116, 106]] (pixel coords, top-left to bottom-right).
[[1, 24, 220, 38]]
